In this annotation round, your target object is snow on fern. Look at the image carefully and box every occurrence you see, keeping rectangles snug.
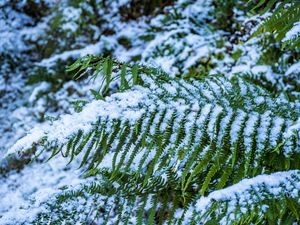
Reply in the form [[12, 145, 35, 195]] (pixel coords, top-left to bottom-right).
[[283, 21, 300, 42], [7, 88, 149, 156], [1, 0, 300, 224], [6, 64, 299, 223], [185, 170, 300, 224]]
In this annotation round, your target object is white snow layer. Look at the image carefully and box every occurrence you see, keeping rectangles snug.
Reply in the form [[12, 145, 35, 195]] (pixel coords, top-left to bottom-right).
[[189, 170, 300, 224], [283, 21, 300, 42], [0, 157, 84, 225], [6, 88, 149, 156]]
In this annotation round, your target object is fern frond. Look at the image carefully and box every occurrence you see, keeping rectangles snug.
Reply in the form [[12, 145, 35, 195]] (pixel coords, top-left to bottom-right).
[[186, 170, 300, 224], [252, 1, 300, 49], [34, 170, 300, 224], [7, 58, 300, 224]]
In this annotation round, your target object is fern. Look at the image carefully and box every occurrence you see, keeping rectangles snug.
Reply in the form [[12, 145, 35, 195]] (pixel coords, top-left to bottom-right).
[[251, 0, 300, 49], [30, 170, 300, 224], [187, 170, 300, 224], [6, 57, 300, 224]]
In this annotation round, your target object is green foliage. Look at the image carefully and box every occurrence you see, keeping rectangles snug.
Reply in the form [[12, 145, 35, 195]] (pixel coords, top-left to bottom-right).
[[3, 0, 300, 224], [34, 171, 300, 224], [119, 0, 174, 20], [211, 0, 243, 33], [70, 100, 89, 113], [66, 55, 145, 94], [17, 57, 300, 224], [251, 0, 300, 49]]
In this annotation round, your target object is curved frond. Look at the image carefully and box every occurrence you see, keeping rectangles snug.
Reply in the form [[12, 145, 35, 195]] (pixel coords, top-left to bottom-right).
[[7, 58, 300, 224], [252, 1, 300, 49]]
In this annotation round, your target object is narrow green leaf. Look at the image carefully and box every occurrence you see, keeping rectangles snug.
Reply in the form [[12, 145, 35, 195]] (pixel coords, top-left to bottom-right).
[[90, 89, 104, 100], [120, 64, 129, 90], [132, 64, 139, 85], [103, 57, 113, 92]]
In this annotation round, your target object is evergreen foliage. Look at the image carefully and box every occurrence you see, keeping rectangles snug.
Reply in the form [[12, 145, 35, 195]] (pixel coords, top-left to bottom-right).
[[251, 0, 300, 49], [7, 57, 300, 224], [1, 0, 300, 224]]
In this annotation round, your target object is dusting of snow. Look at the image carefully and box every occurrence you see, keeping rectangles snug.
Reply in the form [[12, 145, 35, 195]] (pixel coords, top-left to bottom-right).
[[0, 157, 84, 225], [7, 88, 149, 156], [1, 0, 300, 224], [283, 21, 300, 42], [191, 170, 300, 224], [285, 62, 300, 76]]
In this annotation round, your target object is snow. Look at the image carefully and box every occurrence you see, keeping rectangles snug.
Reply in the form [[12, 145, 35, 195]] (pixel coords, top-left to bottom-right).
[[184, 45, 210, 69], [38, 42, 104, 67], [284, 118, 300, 140], [7, 88, 149, 156], [256, 111, 272, 153], [29, 82, 51, 103], [217, 109, 233, 145], [269, 117, 285, 148], [197, 171, 299, 207], [230, 110, 247, 144], [192, 170, 300, 223], [244, 113, 259, 152], [1, 0, 300, 224], [285, 62, 300, 75], [0, 157, 84, 225], [283, 21, 300, 42], [207, 105, 223, 138]]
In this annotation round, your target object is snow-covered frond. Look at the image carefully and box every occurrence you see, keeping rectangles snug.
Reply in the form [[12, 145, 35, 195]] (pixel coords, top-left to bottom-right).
[[2, 1, 300, 224], [186, 170, 300, 224], [22, 169, 300, 224], [6, 58, 300, 224], [252, 1, 300, 49], [27, 170, 300, 225]]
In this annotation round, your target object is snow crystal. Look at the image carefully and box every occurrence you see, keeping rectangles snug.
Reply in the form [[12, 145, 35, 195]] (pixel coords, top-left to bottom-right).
[[284, 118, 300, 140], [256, 111, 271, 152], [254, 96, 265, 105], [230, 110, 247, 144], [162, 83, 178, 96], [207, 105, 223, 138]]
